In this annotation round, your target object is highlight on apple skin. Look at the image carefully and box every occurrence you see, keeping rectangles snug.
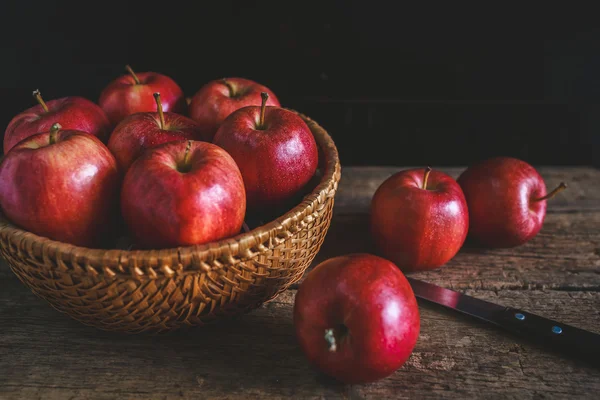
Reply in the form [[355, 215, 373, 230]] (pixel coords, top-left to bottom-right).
[[294, 253, 420, 384], [370, 167, 469, 272], [458, 157, 566, 248], [189, 77, 280, 141], [107, 92, 204, 172], [213, 92, 317, 212], [0, 123, 120, 247], [4, 89, 111, 153], [120, 140, 246, 249], [99, 65, 187, 126]]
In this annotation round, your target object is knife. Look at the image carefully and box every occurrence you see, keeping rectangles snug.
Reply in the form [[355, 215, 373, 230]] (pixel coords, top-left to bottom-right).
[[407, 277, 600, 368]]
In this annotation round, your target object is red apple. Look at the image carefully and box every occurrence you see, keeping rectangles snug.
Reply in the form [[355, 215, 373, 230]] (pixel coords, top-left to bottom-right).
[[457, 157, 566, 248], [108, 92, 205, 171], [294, 253, 420, 384], [4, 90, 111, 153], [98, 65, 186, 126], [213, 92, 317, 211], [370, 167, 469, 272], [189, 77, 280, 141], [0, 123, 120, 247], [121, 140, 246, 249]]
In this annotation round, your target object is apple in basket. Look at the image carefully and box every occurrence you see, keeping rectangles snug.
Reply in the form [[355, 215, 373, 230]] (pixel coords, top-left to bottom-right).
[[0, 123, 120, 247], [370, 167, 469, 272], [294, 254, 420, 384], [458, 156, 567, 248], [99, 65, 187, 126], [121, 140, 246, 248], [213, 92, 318, 211], [4, 89, 111, 153], [108, 92, 205, 171], [189, 77, 280, 141]]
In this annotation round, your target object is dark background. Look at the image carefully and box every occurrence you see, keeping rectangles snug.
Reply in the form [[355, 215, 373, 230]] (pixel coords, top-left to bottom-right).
[[1, 1, 599, 167]]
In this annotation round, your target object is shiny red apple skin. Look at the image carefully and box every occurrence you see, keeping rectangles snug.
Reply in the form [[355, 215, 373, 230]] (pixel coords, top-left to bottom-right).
[[4, 97, 111, 153], [107, 112, 205, 171], [121, 140, 246, 249], [370, 168, 469, 272], [457, 157, 548, 248], [0, 129, 120, 247], [213, 106, 317, 211], [189, 78, 280, 141], [294, 253, 420, 384], [99, 72, 186, 126]]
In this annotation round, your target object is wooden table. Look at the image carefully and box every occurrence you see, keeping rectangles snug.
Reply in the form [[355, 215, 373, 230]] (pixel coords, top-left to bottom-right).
[[1, 166, 599, 399]]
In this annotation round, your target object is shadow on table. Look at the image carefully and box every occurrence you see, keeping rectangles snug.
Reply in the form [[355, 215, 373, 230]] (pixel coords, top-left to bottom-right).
[[1, 274, 348, 396], [0, 211, 493, 396], [311, 212, 492, 271]]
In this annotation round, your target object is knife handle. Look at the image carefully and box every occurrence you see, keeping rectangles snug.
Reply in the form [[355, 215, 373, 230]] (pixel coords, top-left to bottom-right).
[[498, 307, 600, 367]]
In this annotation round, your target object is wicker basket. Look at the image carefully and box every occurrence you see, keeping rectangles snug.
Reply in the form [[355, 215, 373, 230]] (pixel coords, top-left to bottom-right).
[[0, 112, 340, 333]]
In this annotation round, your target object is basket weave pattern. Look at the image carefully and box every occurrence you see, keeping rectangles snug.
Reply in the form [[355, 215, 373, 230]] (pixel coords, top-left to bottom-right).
[[0, 114, 340, 333]]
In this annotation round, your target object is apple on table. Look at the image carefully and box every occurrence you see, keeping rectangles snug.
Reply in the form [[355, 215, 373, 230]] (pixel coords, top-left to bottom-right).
[[189, 77, 280, 141], [99, 65, 187, 126], [4, 89, 110, 153], [458, 156, 567, 247], [108, 92, 204, 171], [370, 167, 469, 272], [0, 123, 120, 247], [294, 253, 420, 384]]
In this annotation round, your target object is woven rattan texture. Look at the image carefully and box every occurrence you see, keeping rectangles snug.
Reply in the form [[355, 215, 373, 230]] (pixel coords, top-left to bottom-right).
[[0, 113, 340, 333]]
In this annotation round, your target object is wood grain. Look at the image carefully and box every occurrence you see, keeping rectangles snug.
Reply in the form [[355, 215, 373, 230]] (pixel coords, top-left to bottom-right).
[[1, 283, 598, 400], [334, 166, 600, 213], [1, 166, 599, 399], [309, 212, 600, 292]]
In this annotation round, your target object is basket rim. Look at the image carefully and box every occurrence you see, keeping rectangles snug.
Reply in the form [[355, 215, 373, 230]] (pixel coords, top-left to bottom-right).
[[0, 110, 341, 276]]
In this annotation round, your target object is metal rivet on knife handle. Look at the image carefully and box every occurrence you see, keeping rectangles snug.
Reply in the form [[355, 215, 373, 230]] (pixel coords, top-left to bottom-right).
[[552, 326, 563, 334]]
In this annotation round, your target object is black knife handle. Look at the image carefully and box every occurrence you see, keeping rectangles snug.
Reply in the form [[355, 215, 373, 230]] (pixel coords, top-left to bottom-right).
[[496, 307, 600, 367]]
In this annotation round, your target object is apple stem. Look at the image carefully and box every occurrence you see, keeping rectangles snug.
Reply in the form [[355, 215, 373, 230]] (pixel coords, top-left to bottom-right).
[[32, 89, 49, 113], [220, 79, 235, 97], [324, 329, 337, 352], [533, 182, 567, 202], [422, 166, 432, 190], [183, 140, 193, 167], [125, 65, 141, 85], [49, 123, 61, 145], [258, 92, 269, 129], [153, 93, 165, 129]]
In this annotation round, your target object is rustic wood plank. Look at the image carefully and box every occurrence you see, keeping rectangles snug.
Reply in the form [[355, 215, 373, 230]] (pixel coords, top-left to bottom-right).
[[335, 166, 600, 213], [302, 165, 600, 291], [1, 276, 599, 400], [308, 212, 600, 291], [1, 166, 599, 399]]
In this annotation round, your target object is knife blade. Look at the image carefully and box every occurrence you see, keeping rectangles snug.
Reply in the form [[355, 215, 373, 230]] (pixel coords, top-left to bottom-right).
[[407, 277, 600, 368]]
